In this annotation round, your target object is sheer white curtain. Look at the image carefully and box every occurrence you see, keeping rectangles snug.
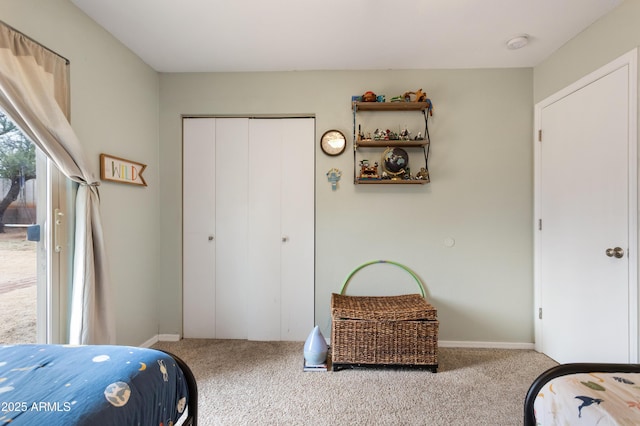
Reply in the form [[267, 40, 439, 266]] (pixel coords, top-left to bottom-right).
[[0, 22, 115, 344]]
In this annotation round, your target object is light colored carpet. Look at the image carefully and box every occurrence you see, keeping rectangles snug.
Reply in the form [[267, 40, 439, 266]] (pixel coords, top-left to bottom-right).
[[152, 339, 557, 426]]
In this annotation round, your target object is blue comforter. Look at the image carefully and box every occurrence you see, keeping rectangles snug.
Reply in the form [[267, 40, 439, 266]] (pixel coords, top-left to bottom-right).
[[0, 344, 189, 425]]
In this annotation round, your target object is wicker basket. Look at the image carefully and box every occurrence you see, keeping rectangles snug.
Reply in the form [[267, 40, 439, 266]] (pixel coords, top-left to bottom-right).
[[330, 261, 438, 371]]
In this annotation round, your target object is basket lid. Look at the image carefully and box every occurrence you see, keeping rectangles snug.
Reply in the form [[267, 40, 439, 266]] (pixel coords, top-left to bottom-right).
[[331, 293, 437, 321]]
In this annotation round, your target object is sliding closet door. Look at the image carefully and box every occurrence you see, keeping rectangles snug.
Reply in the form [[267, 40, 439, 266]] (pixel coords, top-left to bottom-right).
[[247, 118, 315, 341], [183, 118, 216, 338]]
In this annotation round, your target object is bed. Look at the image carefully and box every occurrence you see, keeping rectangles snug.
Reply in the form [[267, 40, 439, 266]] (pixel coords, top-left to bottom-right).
[[524, 363, 640, 425], [0, 344, 197, 425]]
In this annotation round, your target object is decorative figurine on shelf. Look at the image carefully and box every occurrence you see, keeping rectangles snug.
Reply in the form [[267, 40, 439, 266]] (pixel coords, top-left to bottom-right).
[[326, 168, 342, 191], [400, 128, 411, 141], [414, 132, 423, 140], [388, 89, 435, 114], [376, 94, 385, 102], [359, 159, 379, 179], [416, 167, 430, 182], [402, 88, 427, 102], [362, 91, 377, 102], [372, 129, 399, 141]]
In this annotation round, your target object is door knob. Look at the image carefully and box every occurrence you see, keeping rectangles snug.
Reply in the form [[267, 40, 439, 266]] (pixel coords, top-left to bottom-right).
[[282, 236, 289, 243], [208, 235, 215, 241], [605, 247, 624, 258]]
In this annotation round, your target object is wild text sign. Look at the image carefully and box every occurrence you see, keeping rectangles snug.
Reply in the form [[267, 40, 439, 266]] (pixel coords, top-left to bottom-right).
[[100, 154, 147, 186]]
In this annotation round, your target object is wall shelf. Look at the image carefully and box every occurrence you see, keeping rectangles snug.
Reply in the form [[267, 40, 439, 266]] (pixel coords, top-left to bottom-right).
[[356, 140, 428, 148], [353, 101, 432, 112], [352, 100, 433, 185], [355, 178, 427, 185]]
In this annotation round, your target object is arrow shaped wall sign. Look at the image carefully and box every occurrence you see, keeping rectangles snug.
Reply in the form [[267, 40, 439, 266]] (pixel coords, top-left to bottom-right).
[[100, 153, 147, 186]]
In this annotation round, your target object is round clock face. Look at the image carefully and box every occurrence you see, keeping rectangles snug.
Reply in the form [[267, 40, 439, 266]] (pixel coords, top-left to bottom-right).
[[320, 130, 346, 156]]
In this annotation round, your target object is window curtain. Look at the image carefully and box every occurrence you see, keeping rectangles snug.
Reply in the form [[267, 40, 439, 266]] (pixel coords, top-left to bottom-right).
[[0, 22, 115, 344]]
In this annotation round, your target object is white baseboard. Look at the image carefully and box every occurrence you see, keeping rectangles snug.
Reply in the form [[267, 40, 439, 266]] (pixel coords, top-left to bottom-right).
[[141, 335, 535, 350], [139, 334, 182, 348], [439, 340, 535, 350], [159, 334, 181, 342]]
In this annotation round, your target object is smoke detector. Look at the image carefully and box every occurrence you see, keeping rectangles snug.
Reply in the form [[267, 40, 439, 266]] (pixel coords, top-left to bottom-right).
[[506, 34, 529, 50]]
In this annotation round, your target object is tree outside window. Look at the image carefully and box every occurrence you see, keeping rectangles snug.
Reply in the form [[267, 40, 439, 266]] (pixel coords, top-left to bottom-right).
[[0, 112, 35, 233]]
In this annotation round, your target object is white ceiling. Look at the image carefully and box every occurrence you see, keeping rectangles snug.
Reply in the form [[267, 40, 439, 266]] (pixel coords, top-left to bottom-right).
[[70, 0, 622, 73]]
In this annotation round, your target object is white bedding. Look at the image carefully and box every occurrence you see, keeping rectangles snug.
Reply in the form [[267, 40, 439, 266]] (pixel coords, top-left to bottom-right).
[[534, 372, 640, 425]]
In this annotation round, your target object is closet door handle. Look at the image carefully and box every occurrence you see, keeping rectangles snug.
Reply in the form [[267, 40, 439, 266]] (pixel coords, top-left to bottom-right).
[[282, 236, 289, 243], [208, 235, 215, 241]]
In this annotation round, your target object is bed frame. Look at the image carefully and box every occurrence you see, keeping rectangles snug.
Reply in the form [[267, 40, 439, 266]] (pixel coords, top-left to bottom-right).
[[524, 363, 640, 426], [160, 350, 198, 426]]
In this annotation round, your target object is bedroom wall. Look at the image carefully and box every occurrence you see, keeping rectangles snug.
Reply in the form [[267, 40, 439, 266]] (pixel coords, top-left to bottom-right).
[[4, 0, 631, 348], [533, 0, 640, 354], [534, 0, 638, 103], [1, 0, 161, 346], [158, 68, 535, 345]]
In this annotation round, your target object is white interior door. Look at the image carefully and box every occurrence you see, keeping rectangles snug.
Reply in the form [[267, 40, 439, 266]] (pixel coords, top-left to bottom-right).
[[183, 117, 314, 341], [183, 118, 216, 338], [214, 119, 249, 339], [247, 119, 282, 341], [279, 118, 315, 341], [247, 118, 314, 341], [535, 51, 637, 363]]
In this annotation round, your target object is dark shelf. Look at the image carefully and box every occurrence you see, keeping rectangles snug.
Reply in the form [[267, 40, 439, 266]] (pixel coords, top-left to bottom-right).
[[355, 179, 427, 185], [353, 101, 431, 112], [356, 140, 428, 148]]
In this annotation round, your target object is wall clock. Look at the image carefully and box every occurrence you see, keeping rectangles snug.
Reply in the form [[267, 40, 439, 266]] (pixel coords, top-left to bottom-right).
[[320, 130, 347, 156]]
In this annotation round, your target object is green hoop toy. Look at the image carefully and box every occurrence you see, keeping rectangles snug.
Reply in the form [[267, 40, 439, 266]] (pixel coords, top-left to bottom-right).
[[339, 260, 426, 297]]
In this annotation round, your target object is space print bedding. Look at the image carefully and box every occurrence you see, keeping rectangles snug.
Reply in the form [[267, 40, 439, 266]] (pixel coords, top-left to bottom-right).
[[0, 344, 196, 425], [524, 363, 640, 426]]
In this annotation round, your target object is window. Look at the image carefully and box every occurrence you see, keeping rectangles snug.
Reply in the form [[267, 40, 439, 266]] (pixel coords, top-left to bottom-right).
[[0, 111, 73, 343]]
